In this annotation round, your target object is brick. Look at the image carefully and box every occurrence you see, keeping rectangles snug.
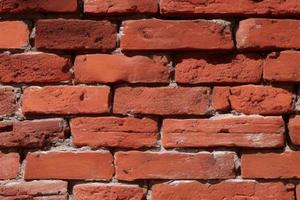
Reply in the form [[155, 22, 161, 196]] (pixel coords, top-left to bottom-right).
[[212, 87, 231, 112], [288, 116, 300, 145], [71, 117, 158, 149], [0, 180, 67, 200], [160, 0, 300, 16], [297, 185, 300, 200], [0, 153, 19, 180], [74, 54, 169, 83], [0, 52, 71, 83], [264, 51, 300, 82], [121, 19, 233, 51], [162, 116, 285, 148], [35, 19, 116, 51], [84, 0, 158, 15], [22, 86, 110, 115], [25, 151, 114, 180], [73, 183, 146, 200], [229, 85, 293, 115], [242, 152, 300, 179], [175, 54, 263, 84], [0, 119, 66, 148], [0, 86, 16, 116], [0, 21, 29, 49], [237, 18, 300, 50], [0, 0, 77, 13], [114, 87, 209, 115], [152, 181, 294, 200], [115, 151, 235, 181]]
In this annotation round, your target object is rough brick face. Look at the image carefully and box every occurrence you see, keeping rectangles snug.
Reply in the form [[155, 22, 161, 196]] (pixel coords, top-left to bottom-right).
[[0, 86, 16, 116], [0, 21, 29, 49], [121, 19, 234, 51], [212, 87, 231, 112], [74, 54, 169, 83], [0, 153, 19, 180], [289, 116, 300, 145], [35, 19, 117, 51]]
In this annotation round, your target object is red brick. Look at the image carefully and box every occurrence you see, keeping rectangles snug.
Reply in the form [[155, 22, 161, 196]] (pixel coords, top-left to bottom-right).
[[0, 21, 29, 49], [35, 19, 116, 51], [229, 85, 293, 115], [121, 19, 233, 51], [237, 19, 300, 50], [73, 183, 146, 200], [0, 180, 67, 200], [22, 86, 110, 115], [162, 116, 285, 148], [288, 116, 300, 145], [84, 0, 158, 15], [25, 151, 114, 180], [0, 86, 16, 116], [297, 185, 300, 200], [212, 87, 231, 112], [160, 0, 300, 16], [0, 52, 71, 83], [152, 181, 294, 200], [71, 117, 158, 149], [115, 151, 235, 181], [0, 119, 66, 148], [114, 87, 209, 115], [175, 54, 263, 84], [0, 0, 77, 13], [74, 54, 169, 83], [242, 152, 300, 179], [264, 51, 300, 82], [0, 153, 19, 180]]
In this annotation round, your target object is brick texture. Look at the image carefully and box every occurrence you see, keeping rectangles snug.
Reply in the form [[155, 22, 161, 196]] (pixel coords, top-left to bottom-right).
[[0, 86, 16, 116], [0, 21, 29, 49], [0, 153, 19, 180]]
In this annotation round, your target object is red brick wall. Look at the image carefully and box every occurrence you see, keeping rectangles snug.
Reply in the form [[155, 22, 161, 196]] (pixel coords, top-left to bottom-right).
[[1, 0, 300, 199]]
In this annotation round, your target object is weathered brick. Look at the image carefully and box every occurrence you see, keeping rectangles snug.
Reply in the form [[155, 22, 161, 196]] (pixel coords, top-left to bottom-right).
[[74, 54, 169, 83], [288, 116, 300, 145], [152, 181, 294, 200], [212, 87, 231, 112], [22, 86, 110, 115], [84, 0, 158, 15], [121, 19, 233, 51], [242, 152, 300, 179], [73, 183, 146, 200], [0, 153, 19, 180], [237, 19, 300, 50], [114, 87, 209, 115], [297, 185, 300, 200], [35, 19, 116, 51], [264, 51, 300, 82], [25, 151, 114, 180], [162, 116, 285, 148], [0, 52, 71, 83], [70, 117, 158, 149], [175, 54, 263, 84], [229, 85, 293, 115], [0, 86, 16, 116], [0, 21, 29, 49], [115, 151, 235, 181]]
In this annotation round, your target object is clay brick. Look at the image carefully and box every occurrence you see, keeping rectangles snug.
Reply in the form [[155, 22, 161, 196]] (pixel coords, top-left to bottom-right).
[[152, 181, 294, 200], [237, 19, 300, 50], [121, 19, 233, 51], [229, 85, 293, 115], [0, 0, 78, 13], [297, 185, 300, 200], [0, 86, 16, 116], [288, 116, 300, 145], [84, 0, 158, 15], [212, 87, 231, 112], [0, 180, 67, 200], [242, 152, 300, 179], [22, 86, 110, 115], [0, 153, 19, 180], [160, 0, 300, 17], [0, 52, 71, 83], [175, 54, 263, 84], [35, 19, 116, 51], [264, 51, 300, 82], [113, 87, 210, 115], [162, 116, 285, 148], [0, 21, 29, 49], [71, 117, 158, 149], [0, 119, 66, 148], [73, 183, 146, 200], [115, 151, 236, 181], [25, 151, 114, 180], [74, 54, 169, 83]]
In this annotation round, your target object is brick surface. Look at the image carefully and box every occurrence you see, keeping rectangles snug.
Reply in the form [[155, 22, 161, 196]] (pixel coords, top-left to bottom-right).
[[0, 153, 19, 180], [0, 21, 29, 49], [0, 86, 16, 116], [212, 87, 231, 112], [288, 116, 300, 145]]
